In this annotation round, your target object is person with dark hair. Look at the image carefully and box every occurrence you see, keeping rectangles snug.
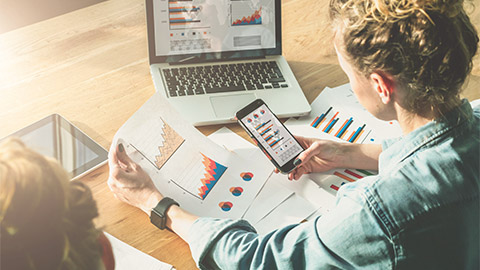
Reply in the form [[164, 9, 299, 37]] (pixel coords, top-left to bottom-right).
[[108, 0, 479, 269], [0, 138, 115, 270]]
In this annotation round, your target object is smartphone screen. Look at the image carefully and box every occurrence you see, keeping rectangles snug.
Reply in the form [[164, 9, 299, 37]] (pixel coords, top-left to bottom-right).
[[238, 101, 303, 172]]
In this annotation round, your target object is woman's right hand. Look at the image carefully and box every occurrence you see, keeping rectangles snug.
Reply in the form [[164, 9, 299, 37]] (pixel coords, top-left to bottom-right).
[[283, 136, 347, 180], [278, 136, 382, 180]]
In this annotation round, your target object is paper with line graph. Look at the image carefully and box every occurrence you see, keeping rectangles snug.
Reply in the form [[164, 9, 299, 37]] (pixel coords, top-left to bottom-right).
[[112, 93, 271, 218], [127, 118, 184, 170]]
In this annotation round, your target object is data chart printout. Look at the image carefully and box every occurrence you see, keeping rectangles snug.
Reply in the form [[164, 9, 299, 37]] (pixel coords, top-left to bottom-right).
[[241, 104, 302, 167], [284, 83, 402, 197], [113, 93, 271, 219], [152, 0, 276, 56], [285, 84, 402, 144]]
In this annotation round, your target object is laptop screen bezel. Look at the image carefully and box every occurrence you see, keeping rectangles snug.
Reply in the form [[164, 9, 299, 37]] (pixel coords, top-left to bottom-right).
[[146, 0, 282, 64]]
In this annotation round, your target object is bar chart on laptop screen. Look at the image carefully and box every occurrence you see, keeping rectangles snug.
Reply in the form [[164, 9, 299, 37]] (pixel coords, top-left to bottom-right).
[[168, 0, 209, 30]]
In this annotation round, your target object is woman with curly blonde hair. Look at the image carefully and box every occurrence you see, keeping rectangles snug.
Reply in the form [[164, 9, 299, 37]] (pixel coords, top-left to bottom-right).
[[107, 0, 479, 268], [0, 138, 115, 270]]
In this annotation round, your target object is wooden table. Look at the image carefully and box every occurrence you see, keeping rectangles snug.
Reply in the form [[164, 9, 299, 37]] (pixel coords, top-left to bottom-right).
[[1, 0, 479, 269]]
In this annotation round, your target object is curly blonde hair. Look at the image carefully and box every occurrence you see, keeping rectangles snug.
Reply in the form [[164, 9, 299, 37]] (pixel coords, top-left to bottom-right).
[[330, 0, 479, 115], [0, 138, 102, 270]]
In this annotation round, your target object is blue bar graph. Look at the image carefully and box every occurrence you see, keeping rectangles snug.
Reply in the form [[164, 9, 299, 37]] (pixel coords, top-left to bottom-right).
[[349, 124, 365, 143], [324, 118, 339, 133], [336, 118, 353, 138]]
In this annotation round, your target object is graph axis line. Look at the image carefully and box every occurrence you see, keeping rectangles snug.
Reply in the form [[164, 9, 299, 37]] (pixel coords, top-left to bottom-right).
[[359, 129, 372, 144], [129, 144, 160, 170], [169, 179, 203, 201]]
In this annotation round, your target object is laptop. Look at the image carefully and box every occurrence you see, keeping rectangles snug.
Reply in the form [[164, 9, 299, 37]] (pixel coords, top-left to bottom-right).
[[145, 0, 311, 126]]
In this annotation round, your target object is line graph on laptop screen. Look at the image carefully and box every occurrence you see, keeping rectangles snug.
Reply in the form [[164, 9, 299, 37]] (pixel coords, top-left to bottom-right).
[[153, 0, 276, 56]]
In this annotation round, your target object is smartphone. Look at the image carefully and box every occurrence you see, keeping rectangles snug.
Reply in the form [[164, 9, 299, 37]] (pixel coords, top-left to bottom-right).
[[236, 99, 304, 173]]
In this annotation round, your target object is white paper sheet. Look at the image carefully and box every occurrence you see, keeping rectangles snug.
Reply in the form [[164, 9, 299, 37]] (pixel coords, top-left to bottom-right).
[[269, 173, 336, 215], [104, 233, 173, 270], [283, 83, 405, 197], [254, 194, 316, 235], [242, 178, 293, 224], [113, 93, 271, 219], [207, 128, 294, 224], [208, 127, 324, 229], [285, 84, 402, 144]]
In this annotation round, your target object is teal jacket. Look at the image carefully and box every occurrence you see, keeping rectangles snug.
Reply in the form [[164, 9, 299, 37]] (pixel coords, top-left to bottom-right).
[[188, 100, 479, 270]]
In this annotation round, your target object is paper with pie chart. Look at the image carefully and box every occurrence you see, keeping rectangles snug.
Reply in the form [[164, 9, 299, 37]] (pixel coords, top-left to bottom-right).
[[113, 93, 271, 218]]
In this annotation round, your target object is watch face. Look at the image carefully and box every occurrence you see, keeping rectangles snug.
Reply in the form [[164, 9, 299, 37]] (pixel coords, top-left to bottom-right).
[[150, 209, 166, 230], [150, 198, 179, 230]]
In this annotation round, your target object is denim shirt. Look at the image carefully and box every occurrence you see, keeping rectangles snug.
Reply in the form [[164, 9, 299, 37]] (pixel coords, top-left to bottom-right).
[[187, 100, 479, 270]]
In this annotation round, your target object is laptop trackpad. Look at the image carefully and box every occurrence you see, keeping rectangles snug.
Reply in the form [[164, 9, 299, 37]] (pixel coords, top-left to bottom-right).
[[210, 94, 256, 119]]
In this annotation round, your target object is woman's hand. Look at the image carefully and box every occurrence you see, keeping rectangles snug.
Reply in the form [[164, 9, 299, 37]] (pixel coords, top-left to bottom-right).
[[284, 136, 346, 180], [107, 143, 163, 215], [276, 136, 382, 180]]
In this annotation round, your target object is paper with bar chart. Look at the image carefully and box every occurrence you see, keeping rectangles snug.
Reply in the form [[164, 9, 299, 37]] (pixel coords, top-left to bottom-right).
[[285, 84, 402, 143], [309, 168, 376, 196], [283, 83, 402, 198], [112, 94, 271, 219]]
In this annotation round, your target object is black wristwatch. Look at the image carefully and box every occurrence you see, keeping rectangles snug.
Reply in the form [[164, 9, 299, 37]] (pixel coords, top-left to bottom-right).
[[150, 197, 179, 230]]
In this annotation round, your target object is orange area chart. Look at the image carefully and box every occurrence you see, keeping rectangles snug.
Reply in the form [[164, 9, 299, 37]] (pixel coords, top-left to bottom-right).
[[198, 153, 228, 199], [232, 7, 262, 26], [155, 122, 185, 169]]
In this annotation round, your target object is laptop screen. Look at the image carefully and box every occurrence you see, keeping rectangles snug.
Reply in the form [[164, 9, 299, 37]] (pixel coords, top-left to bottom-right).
[[147, 0, 281, 63]]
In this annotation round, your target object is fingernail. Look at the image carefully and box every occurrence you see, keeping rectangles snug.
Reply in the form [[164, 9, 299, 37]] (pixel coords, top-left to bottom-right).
[[293, 158, 302, 166], [118, 143, 124, 152]]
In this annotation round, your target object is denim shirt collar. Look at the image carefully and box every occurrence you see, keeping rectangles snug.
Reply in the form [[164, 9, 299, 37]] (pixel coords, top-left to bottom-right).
[[379, 99, 474, 173]]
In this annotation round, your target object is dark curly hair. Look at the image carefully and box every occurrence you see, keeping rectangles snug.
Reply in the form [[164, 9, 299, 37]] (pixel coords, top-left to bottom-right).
[[0, 138, 102, 270], [329, 0, 479, 116]]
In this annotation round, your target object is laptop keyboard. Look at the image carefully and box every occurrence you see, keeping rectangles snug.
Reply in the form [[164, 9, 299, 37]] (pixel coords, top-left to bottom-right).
[[162, 61, 289, 97]]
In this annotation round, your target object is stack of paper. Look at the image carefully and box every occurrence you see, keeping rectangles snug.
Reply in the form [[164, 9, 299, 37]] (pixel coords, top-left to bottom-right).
[[208, 128, 318, 234], [113, 93, 272, 220], [104, 233, 174, 270], [284, 84, 402, 202], [206, 83, 403, 233], [112, 83, 402, 235]]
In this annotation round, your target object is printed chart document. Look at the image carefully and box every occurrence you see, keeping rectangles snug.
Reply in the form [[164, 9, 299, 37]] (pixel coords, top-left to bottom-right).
[[285, 83, 402, 198], [285, 84, 401, 143], [104, 233, 173, 270], [112, 93, 271, 219], [208, 84, 402, 228], [208, 127, 320, 232]]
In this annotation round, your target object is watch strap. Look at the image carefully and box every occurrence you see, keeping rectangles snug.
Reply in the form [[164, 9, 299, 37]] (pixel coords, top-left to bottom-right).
[[150, 197, 179, 230]]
